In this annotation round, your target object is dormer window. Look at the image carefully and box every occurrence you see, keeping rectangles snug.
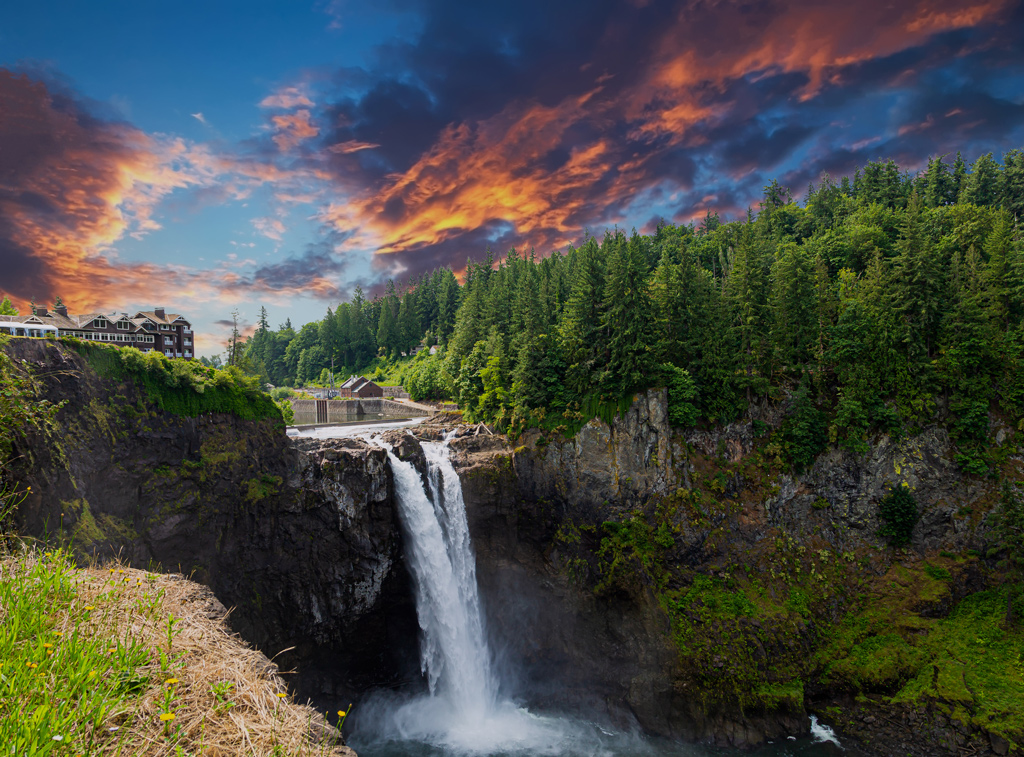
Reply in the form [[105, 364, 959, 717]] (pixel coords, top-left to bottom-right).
[[116, 320, 130, 330], [93, 318, 108, 329]]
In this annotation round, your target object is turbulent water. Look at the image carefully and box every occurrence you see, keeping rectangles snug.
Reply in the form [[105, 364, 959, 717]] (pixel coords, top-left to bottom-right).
[[354, 432, 858, 757]]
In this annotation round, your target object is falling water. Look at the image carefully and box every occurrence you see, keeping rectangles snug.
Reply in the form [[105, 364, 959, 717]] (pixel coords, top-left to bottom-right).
[[386, 433, 495, 721]]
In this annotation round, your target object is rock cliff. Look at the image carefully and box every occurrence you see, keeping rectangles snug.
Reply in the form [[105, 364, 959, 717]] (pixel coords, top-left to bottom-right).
[[4, 338, 420, 713], [440, 390, 1020, 755]]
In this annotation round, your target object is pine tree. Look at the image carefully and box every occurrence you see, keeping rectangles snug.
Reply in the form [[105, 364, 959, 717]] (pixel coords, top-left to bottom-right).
[[963, 153, 1004, 207], [922, 156, 954, 208], [769, 241, 815, 371], [893, 192, 943, 363], [601, 232, 656, 396], [983, 211, 1015, 328], [559, 237, 606, 401], [726, 226, 771, 398], [1002, 149, 1024, 219], [376, 302, 397, 358], [952, 152, 968, 200]]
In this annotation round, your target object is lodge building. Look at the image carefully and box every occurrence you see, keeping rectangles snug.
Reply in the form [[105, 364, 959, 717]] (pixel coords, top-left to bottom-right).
[[0, 303, 195, 359]]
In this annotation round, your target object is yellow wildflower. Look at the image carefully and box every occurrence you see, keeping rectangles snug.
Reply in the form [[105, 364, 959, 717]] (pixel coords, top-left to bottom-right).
[[84, 606, 95, 611], [276, 693, 287, 699], [165, 678, 179, 685], [159, 713, 176, 722], [42, 643, 53, 649]]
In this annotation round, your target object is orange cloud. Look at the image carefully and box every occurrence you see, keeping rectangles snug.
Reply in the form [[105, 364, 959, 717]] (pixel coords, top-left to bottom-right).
[[0, 71, 341, 322], [271, 109, 320, 152], [259, 86, 314, 109], [328, 140, 381, 154], [317, 0, 1007, 268]]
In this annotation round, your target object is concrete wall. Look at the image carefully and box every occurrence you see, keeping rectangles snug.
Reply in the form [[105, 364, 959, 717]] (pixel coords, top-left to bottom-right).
[[289, 398, 432, 426]]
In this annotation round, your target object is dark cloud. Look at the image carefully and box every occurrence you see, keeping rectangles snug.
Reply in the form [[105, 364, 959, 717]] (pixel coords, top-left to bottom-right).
[[228, 232, 357, 300]]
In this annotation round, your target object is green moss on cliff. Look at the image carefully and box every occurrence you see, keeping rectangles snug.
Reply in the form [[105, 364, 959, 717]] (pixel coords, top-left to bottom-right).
[[244, 474, 283, 503], [820, 563, 1024, 749]]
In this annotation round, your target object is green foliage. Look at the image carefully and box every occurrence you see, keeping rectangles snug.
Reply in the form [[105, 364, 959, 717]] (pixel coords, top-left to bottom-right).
[[69, 342, 281, 423], [662, 363, 699, 428], [403, 349, 453, 401], [0, 334, 63, 467], [877, 486, 919, 547], [781, 384, 827, 471], [595, 512, 674, 595]]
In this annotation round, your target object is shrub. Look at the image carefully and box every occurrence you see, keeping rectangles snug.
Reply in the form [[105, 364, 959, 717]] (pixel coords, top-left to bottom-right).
[[877, 486, 918, 547], [783, 384, 828, 472], [661, 363, 699, 428]]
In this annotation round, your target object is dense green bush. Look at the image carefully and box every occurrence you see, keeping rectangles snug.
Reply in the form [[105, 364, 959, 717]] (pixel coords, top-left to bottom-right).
[[877, 486, 919, 547], [68, 341, 281, 423], [662, 363, 699, 428], [403, 349, 453, 401], [782, 384, 828, 471]]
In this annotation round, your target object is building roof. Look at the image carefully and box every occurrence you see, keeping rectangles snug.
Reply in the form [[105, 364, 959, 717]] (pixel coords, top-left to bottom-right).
[[131, 310, 189, 326]]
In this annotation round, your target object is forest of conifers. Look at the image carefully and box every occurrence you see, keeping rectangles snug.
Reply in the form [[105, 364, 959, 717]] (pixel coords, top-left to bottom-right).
[[240, 150, 1024, 472]]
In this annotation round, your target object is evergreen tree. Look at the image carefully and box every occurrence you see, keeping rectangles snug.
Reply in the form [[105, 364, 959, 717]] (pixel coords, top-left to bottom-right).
[[922, 156, 954, 208], [963, 153, 1003, 207], [893, 193, 943, 363], [560, 237, 606, 400], [601, 232, 656, 396], [769, 241, 815, 371]]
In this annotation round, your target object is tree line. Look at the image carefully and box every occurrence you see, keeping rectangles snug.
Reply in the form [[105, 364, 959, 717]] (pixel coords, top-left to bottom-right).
[[234, 148, 1024, 470]]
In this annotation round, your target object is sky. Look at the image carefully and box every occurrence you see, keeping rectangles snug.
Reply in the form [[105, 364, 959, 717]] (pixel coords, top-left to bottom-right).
[[1, 0, 1023, 356]]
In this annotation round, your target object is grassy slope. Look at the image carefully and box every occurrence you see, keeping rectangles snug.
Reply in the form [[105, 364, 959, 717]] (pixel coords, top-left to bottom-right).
[[0, 547, 352, 756]]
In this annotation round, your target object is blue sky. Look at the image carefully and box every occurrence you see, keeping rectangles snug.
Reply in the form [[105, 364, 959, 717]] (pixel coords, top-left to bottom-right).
[[1, 0, 1022, 355]]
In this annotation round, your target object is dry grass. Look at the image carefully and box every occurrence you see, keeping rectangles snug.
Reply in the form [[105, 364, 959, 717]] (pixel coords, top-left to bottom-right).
[[1, 547, 355, 757]]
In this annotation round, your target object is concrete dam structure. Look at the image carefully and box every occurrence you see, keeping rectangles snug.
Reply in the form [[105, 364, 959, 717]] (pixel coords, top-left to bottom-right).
[[289, 398, 434, 426]]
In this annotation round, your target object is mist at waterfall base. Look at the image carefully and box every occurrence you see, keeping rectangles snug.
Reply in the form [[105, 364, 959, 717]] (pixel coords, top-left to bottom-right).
[[350, 435, 856, 757]]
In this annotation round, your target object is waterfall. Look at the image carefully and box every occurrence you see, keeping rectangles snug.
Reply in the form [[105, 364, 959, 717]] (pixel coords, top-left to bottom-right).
[[360, 432, 648, 755], [385, 434, 495, 721]]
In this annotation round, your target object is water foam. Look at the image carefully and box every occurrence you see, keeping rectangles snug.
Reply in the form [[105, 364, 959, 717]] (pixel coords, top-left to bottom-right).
[[809, 715, 843, 748]]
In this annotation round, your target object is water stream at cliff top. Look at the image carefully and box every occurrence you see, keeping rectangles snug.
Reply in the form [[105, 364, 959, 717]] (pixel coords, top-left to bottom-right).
[[352, 432, 856, 757]]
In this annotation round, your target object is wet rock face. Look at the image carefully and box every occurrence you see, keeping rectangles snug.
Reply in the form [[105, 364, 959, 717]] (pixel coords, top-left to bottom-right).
[[514, 388, 679, 513]]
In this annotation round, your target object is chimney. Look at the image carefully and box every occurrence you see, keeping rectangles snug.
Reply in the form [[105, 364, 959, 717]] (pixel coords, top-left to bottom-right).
[[154, 307, 165, 320], [35, 306, 48, 316], [55, 304, 68, 317]]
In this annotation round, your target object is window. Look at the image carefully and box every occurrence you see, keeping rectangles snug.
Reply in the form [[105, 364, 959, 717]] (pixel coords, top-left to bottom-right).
[[93, 318, 108, 329], [117, 320, 130, 330], [160, 325, 170, 330]]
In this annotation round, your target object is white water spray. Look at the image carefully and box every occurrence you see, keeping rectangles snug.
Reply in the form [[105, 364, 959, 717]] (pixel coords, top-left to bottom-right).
[[809, 715, 843, 748]]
